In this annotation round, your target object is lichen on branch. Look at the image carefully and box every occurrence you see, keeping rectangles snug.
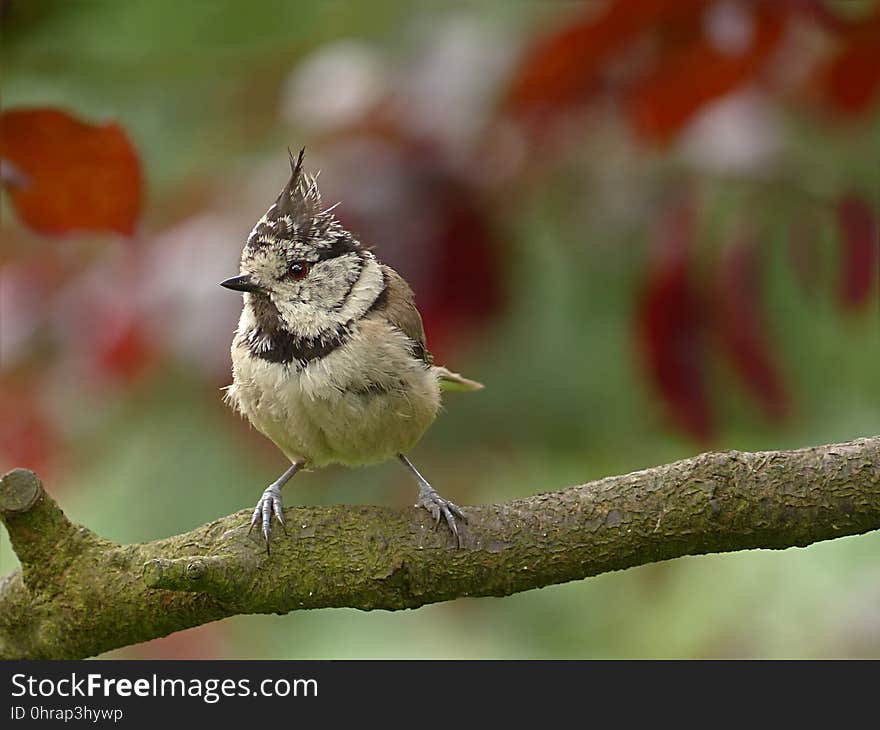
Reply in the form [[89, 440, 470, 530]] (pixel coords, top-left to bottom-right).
[[2, 437, 879, 659]]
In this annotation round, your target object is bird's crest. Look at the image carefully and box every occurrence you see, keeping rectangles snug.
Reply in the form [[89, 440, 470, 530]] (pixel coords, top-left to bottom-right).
[[276, 147, 321, 224], [246, 147, 328, 251]]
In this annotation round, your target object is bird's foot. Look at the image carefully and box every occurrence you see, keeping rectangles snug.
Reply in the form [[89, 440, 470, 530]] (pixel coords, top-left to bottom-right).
[[417, 484, 467, 548], [249, 483, 286, 553]]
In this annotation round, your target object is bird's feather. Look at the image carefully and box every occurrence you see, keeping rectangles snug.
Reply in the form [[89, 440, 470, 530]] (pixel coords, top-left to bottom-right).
[[371, 266, 482, 390], [372, 265, 434, 366]]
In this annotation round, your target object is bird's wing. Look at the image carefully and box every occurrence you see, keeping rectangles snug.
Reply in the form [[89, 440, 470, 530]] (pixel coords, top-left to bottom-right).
[[375, 265, 483, 391], [375, 265, 434, 366]]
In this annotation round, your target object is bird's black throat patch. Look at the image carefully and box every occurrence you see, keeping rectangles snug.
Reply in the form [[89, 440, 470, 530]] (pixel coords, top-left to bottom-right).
[[246, 294, 351, 366]]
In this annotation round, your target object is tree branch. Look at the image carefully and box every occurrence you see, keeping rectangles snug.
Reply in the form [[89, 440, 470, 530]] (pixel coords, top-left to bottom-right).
[[2, 436, 879, 659]]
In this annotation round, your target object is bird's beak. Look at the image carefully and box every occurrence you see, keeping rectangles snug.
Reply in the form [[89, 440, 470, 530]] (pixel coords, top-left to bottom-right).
[[220, 274, 263, 293]]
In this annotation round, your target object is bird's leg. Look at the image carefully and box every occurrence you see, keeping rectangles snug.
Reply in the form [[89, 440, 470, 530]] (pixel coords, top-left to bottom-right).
[[249, 461, 301, 553], [399, 454, 466, 548]]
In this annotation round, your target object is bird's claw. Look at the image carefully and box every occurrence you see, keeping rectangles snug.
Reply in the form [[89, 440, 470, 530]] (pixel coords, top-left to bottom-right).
[[249, 484, 286, 553], [417, 487, 467, 548]]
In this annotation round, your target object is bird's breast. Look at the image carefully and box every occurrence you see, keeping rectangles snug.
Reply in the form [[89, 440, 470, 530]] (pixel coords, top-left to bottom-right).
[[228, 317, 440, 468]]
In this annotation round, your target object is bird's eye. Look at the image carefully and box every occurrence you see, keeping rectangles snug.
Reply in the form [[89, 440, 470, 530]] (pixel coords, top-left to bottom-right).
[[287, 262, 310, 280]]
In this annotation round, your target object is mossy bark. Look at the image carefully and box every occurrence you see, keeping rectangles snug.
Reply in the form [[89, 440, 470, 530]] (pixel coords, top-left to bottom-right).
[[1, 437, 879, 659]]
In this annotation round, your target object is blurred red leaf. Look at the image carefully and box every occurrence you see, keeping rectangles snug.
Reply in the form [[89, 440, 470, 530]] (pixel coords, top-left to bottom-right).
[[714, 232, 789, 421], [0, 383, 57, 474], [628, 3, 785, 144], [820, 36, 880, 116], [0, 107, 142, 236], [806, 5, 880, 115], [790, 0, 853, 34], [505, 0, 706, 123], [836, 194, 878, 310], [637, 197, 713, 442], [416, 183, 502, 359], [94, 317, 156, 382]]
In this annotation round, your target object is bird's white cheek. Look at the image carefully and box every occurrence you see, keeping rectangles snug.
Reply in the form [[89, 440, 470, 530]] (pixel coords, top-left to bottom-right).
[[336, 257, 384, 324]]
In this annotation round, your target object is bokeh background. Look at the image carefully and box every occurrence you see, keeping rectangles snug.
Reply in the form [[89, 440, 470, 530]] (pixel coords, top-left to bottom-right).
[[1, 0, 878, 658]]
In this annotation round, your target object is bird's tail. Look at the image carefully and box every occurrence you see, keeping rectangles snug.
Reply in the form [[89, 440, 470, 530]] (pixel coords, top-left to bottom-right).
[[433, 365, 484, 392]]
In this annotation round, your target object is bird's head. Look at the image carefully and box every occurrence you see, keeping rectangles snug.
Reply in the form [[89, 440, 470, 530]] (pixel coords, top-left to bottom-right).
[[221, 149, 380, 339]]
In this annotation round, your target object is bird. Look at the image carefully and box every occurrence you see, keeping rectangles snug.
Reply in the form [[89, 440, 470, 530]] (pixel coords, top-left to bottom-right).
[[221, 148, 483, 552]]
